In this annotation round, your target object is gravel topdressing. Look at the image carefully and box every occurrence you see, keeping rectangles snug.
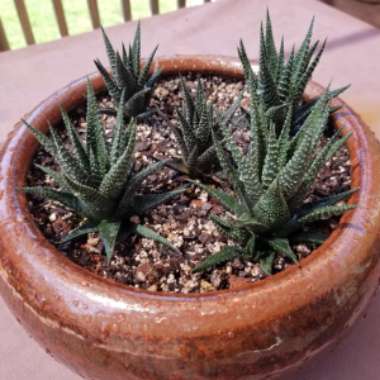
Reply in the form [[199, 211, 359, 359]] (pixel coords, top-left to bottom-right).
[[26, 74, 352, 293]]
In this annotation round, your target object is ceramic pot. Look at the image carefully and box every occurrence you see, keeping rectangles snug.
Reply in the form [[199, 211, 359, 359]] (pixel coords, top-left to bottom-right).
[[0, 56, 379, 380], [356, 1, 380, 4]]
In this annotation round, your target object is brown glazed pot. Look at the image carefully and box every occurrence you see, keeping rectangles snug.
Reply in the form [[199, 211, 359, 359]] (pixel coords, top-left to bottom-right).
[[0, 55, 380, 380]]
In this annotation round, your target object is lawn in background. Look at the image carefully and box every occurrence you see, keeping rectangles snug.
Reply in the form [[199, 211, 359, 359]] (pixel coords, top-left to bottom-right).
[[0, 0, 203, 49]]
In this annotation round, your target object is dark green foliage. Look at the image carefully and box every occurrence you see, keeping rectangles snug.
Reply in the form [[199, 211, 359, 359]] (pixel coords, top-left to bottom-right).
[[193, 83, 356, 273], [238, 10, 348, 134], [170, 79, 240, 178], [193, 246, 242, 273], [24, 81, 183, 261], [94, 22, 160, 119]]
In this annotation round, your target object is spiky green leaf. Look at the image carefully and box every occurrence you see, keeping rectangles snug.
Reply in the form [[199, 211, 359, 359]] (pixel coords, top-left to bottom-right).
[[99, 122, 136, 199], [130, 188, 185, 215], [135, 224, 180, 254], [267, 237, 297, 263], [24, 186, 79, 211], [58, 222, 98, 244], [298, 204, 355, 224], [193, 246, 241, 273], [98, 220, 122, 263]]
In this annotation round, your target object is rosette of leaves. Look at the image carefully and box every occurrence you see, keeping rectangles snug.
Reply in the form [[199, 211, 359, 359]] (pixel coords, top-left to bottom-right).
[[170, 79, 240, 179], [94, 22, 160, 119], [24, 82, 183, 262], [238, 11, 348, 134], [193, 76, 356, 274]]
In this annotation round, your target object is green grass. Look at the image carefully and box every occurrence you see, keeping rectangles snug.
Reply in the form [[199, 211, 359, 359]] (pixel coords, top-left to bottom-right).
[[0, 0, 203, 50]]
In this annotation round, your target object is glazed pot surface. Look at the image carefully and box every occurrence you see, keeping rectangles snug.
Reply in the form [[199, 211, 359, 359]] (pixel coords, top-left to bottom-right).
[[0, 55, 380, 380]]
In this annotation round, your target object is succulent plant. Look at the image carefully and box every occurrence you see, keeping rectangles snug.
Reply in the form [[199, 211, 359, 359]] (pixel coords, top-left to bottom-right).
[[24, 81, 183, 261], [193, 74, 356, 274], [238, 11, 348, 134], [169, 79, 240, 178], [94, 22, 160, 119]]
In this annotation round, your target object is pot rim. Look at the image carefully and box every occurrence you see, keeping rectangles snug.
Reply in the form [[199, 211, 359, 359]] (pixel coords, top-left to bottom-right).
[[0, 55, 368, 307]]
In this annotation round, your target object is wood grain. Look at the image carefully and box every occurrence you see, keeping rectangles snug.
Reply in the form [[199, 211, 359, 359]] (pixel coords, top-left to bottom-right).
[[52, 0, 69, 37], [14, 0, 35, 45], [87, 0, 101, 29]]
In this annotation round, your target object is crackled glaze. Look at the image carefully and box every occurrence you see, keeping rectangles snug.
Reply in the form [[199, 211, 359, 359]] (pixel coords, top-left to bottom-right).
[[0, 56, 380, 380]]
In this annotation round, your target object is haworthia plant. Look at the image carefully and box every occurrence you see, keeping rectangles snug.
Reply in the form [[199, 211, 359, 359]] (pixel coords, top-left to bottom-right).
[[238, 10, 348, 134], [94, 22, 160, 119], [193, 76, 356, 274], [24, 81, 183, 262], [170, 79, 240, 178]]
